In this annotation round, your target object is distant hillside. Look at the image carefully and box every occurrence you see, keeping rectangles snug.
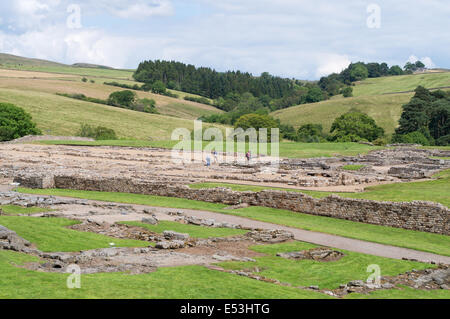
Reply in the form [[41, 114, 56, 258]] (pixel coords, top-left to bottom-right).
[[353, 71, 450, 97], [0, 53, 66, 67], [272, 71, 450, 136], [0, 53, 119, 71], [272, 94, 410, 136], [0, 67, 223, 121], [72, 63, 114, 70], [0, 52, 133, 80], [0, 88, 226, 140]]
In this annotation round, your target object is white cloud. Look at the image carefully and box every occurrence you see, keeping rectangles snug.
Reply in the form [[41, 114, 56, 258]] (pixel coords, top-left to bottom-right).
[[0, 24, 173, 68], [315, 54, 351, 78], [421, 57, 436, 69], [0, 1, 448, 78], [407, 55, 436, 68], [108, 0, 174, 19], [11, 0, 60, 30]]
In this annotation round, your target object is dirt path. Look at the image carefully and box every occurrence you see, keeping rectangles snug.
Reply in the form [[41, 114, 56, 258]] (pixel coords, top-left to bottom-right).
[[43, 194, 450, 264]]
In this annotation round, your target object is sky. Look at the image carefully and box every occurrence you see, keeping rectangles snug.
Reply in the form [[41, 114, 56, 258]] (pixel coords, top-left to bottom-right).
[[0, 0, 449, 80]]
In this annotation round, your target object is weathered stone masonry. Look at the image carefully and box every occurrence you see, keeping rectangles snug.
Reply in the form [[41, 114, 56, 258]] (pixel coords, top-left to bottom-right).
[[16, 175, 449, 235]]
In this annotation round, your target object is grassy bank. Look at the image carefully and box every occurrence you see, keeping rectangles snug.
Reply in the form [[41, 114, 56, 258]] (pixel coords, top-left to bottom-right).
[[0, 216, 148, 252], [219, 242, 435, 290], [0, 250, 325, 299]]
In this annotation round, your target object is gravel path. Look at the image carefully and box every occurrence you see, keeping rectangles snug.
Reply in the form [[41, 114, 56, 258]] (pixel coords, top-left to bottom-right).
[[151, 206, 450, 264], [45, 195, 450, 265]]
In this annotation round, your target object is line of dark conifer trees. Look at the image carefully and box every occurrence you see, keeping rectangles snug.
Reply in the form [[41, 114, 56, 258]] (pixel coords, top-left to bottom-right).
[[133, 60, 410, 112]]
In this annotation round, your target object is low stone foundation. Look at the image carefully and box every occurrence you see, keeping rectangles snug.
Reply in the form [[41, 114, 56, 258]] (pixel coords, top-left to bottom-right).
[[14, 174, 450, 235], [14, 174, 55, 189]]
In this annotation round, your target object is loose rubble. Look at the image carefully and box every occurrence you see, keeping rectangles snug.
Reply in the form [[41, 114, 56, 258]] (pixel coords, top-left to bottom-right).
[[245, 230, 295, 243], [277, 248, 345, 262], [0, 225, 40, 254]]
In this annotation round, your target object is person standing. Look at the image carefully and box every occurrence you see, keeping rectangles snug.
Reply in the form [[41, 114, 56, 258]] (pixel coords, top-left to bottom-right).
[[245, 150, 251, 162]]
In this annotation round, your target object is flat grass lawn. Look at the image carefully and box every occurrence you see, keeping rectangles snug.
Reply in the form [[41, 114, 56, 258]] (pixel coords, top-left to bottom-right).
[[121, 220, 247, 239], [18, 188, 450, 256], [0, 250, 328, 299], [35, 140, 381, 158], [0, 216, 148, 252], [218, 242, 433, 290], [0, 205, 52, 215], [276, 142, 382, 158], [346, 169, 450, 207]]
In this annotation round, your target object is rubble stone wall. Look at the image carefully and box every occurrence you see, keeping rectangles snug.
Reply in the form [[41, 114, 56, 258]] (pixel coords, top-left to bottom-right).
[[16, 175, 450, 235]]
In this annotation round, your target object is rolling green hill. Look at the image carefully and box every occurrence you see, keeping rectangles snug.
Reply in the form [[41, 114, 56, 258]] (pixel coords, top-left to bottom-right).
[[353, 71, 450, 97], [0, 53, 223, 122], [0, 88, 225, 140], [0, 53, 134, 80], [0, 53, 66, 67], [272, 71, 450, 135], [272, 93, 410, 135], [2, 53, 449, 140], [0, 71, 222, 120]]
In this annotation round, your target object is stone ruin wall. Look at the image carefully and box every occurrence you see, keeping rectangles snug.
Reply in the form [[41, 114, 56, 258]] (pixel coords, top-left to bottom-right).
[[15, 174, 449, 235]]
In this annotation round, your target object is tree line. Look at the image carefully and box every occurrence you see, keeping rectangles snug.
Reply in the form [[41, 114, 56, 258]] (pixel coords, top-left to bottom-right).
[[133, 60, 296, 100], [393, 86, 449, 146], [318, 61, 412, 97], [133, 59, 419, 113]]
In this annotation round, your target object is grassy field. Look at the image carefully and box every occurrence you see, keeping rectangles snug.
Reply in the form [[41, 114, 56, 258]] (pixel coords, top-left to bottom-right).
[[272, 72, 450, 135], [17, 188, 450, 256], [219, 242, 435, 290], [0, 53, 134, 80], [0, 240, 444, 299], [0, 250, 327, 299], [1, 63, 134, 80], [353, 71, 450, 97], [35, 139, 381, 158], [121, 220, 247, 239], [0, 88, 226, 140], [0, 216, 148, 252], [271, 93, 410, 135], [0, 205, 52, 215], [3, 53, 449, 140], [0, 69, 222, 120]]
